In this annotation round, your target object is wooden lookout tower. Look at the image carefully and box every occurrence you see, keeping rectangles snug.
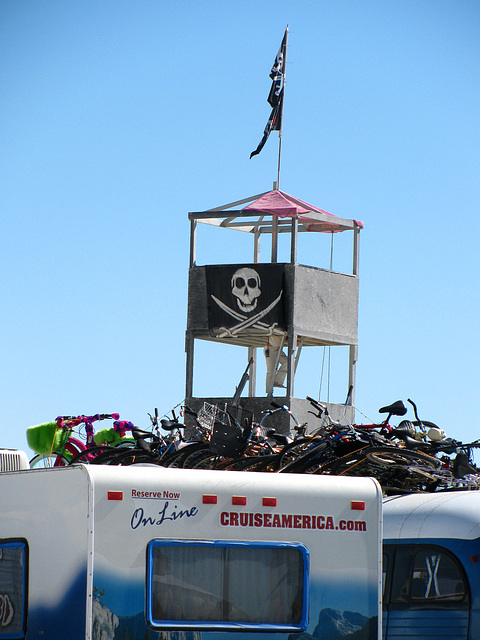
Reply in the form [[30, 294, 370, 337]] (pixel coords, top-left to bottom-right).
[[185, 189, 363, 433]]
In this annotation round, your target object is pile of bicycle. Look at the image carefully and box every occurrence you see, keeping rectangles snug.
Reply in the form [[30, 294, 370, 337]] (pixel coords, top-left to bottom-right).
[[26, 397, 480, 495]]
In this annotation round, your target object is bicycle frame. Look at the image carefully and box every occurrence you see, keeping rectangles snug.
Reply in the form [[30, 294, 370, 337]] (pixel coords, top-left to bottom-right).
[[28, 413, 122, 468]]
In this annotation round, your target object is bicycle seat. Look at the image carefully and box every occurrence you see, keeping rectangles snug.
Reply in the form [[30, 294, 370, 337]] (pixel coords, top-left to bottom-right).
[[131, 427, 156, 440], [266, 430, 290, 446], [453, 451, 477, 479], [161, 419, 183, 431], [403, 435, 422, 450], [129, 427, 159, 453], [379, 401, 407, 417]]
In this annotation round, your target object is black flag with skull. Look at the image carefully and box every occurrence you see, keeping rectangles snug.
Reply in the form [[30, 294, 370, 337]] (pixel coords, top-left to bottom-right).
[[205, 264, 285, 336]]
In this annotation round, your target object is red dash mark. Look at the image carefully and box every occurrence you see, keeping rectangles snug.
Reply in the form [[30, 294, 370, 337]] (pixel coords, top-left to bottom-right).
[[108, 491, 123, 501], [262, 497, 277, 507], [351, 501, 365, 511]]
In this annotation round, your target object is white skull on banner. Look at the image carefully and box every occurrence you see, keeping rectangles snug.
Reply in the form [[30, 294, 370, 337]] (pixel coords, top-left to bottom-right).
[[231, 268, 261, 313]]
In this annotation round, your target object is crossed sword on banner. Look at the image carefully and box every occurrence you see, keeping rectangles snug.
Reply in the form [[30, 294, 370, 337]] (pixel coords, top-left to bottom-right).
[[211, 291, 283, 338]]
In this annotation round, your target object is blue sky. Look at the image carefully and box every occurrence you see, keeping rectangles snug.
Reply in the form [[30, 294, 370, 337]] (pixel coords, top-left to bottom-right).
[[2, 1, 480, 457]]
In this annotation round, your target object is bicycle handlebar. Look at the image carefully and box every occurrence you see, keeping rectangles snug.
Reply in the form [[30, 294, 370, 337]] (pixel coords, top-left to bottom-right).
[[407, 398, 426, 433], [56, 413, 121, 432], [257, 403, 302, 430], [113, 420, 135, 437], [306, 396, 327, 419]]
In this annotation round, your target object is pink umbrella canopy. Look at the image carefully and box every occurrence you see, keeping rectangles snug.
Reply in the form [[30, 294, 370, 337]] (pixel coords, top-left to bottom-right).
[[244, 190, 364, 232]]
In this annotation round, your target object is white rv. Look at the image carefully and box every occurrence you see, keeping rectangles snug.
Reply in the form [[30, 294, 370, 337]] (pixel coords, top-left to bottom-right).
[[0, 464, 382, 640]]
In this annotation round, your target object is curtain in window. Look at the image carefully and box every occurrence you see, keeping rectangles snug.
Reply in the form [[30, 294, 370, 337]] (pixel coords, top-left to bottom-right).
[[151, 543, 303, 625]]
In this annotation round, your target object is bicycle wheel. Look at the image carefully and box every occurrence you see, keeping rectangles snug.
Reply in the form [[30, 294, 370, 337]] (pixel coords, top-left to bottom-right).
[[220, 454, 279, 472], [91, 446, 136, 464], [179, 447, 218, 469], [380, 471, 441, 495], [68, 445, 116, 465], [277, 437, 325, 468], [166, 443, 210, 468], [105, 448, 151, 466], [365, 448, 441, 472], [279, 441, 332, 473], [113, 438, 136, 448], [318, 448, 372, 477], [295, 450, 341, 474], [323, 446, 441, 494], [190, 453, 229, 470], [30, 452, 70, 468], [367, 448, 442, 493], [109, 443, 173, 465]]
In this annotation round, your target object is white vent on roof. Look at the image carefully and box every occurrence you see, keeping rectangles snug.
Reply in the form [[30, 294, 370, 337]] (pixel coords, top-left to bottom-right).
[[0, 449, 30, 471]]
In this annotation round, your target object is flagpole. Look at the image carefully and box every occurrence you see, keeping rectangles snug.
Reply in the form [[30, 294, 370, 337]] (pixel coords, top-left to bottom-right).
[[276, 135, 282, 189], [276, 25, 288, 191]]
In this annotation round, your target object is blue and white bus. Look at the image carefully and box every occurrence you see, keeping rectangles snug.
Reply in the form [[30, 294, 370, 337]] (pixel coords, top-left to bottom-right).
[[383, 490, 480, 640]]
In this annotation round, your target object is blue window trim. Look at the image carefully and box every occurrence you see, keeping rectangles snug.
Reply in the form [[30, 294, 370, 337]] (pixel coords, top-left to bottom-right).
[[0, 539, 28, 640], [146, 539, 309, 632]]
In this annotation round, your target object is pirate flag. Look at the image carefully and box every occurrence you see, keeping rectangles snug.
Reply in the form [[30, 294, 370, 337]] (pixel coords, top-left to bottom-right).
[[206, 264, 286, 336]]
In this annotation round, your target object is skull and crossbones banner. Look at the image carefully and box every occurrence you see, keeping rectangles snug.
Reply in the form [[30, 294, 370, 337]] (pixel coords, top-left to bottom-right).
[[205, 264, 286, 335]]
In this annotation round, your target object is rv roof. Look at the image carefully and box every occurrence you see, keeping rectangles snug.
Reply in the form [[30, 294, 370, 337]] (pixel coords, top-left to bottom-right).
[[383, 491, 480, 541]]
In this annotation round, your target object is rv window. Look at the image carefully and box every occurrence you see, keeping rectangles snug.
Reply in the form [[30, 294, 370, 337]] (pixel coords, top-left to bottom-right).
[[0, 539, 27, 639], [146, 540, 309, 631]]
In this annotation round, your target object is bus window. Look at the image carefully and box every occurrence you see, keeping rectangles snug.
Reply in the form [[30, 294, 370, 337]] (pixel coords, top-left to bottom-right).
[[389, 546, 413, 603], [411, 548, 466, 602], [384, 544, 468, 606]]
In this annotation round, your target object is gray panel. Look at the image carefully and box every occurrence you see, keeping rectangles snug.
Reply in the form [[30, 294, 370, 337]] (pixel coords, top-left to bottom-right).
[[187, 266, 209, 330], [290, 264, 358, 344]]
